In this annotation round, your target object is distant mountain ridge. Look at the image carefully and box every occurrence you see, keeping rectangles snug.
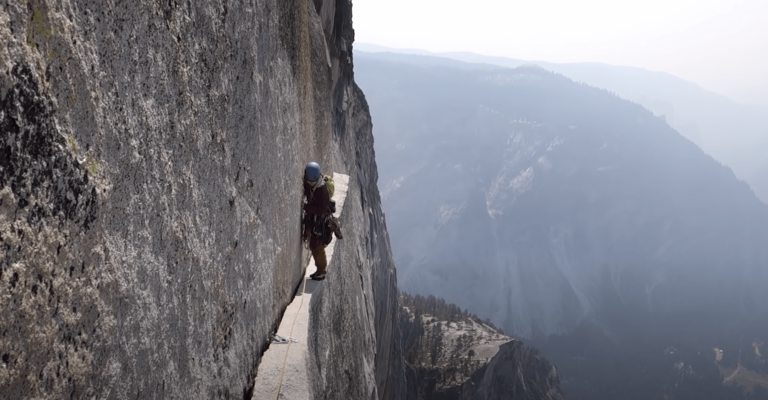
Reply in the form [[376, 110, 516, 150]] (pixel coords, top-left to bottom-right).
[[356, 44, 768, 204], [355, 51, 768, 337], [355, 50, 768, 399]]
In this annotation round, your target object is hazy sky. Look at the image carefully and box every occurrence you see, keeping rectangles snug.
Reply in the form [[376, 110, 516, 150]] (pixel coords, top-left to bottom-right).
[[353, 0, 768, 106]]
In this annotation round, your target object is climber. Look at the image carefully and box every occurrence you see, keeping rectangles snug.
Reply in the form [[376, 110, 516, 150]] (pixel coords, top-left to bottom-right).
[[302, 162, 342, 281]]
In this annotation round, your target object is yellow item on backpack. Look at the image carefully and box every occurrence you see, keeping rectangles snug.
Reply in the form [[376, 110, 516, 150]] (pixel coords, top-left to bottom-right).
[[324, 175, 335, 198]]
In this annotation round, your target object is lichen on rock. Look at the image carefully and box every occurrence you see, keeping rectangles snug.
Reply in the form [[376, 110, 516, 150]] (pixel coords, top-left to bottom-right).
[[1, 61, 104, 399]]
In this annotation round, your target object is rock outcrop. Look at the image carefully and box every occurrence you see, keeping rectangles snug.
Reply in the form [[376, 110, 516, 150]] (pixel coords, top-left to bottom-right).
[[459, 341, 564, 400], [1, 0, 402, 399], [398, 293, 564, 400]]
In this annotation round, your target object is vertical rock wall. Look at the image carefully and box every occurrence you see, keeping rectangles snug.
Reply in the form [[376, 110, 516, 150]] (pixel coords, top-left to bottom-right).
[[307, 77, 406, 400], [0, 0, 403, 398], [308, 1, 406, 399]]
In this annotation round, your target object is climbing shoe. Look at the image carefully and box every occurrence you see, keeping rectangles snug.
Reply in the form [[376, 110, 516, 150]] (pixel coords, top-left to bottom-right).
[[310, 272, 326, 281]]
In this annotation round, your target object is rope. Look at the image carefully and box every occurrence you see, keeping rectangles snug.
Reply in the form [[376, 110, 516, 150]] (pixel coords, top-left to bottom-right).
[[272, 270, 309, 400]]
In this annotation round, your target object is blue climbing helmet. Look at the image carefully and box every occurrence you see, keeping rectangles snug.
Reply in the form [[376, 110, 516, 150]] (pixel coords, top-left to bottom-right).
[[305, 162, 322, 182]]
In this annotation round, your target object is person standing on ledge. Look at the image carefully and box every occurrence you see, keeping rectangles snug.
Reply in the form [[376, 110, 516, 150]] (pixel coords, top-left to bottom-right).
[[302, 162, 333, 281]]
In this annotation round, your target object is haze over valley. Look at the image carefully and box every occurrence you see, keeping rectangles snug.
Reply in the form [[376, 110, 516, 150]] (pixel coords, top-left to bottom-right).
[[355, 50, 768, 399], [357, 43, 768, 205]]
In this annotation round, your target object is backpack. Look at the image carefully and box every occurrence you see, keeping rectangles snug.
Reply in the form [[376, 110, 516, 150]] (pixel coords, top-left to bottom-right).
[[307, 174, 336, 214], [324, 175, 335, 198]]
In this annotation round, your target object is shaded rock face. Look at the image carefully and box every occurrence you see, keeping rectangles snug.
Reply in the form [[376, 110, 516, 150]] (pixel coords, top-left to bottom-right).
[[354, 52, 768, 338], [1, 1, 402, 399]]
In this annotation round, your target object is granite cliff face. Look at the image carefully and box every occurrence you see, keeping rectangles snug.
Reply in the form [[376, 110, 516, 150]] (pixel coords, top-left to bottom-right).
[[1, 1, 402, 398]]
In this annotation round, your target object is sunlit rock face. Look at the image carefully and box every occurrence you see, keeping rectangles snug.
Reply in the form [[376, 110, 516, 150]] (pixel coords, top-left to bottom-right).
[[355, 52, 768, 338], [458, 340, 564, 400], [1, 1, 403, 399], [397, 292, 565, 400]]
